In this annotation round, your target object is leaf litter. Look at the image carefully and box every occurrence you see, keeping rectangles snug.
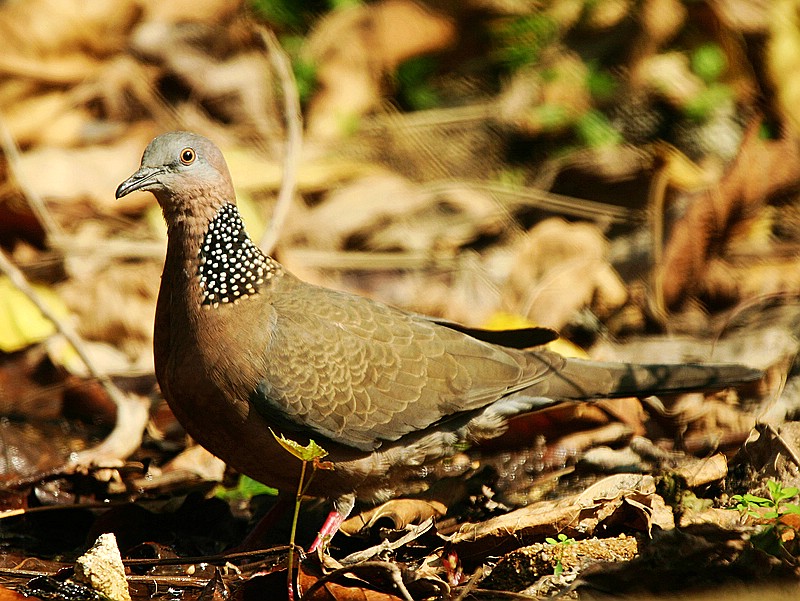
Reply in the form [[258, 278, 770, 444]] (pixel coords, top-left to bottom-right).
[[0, 0, 799, 599]]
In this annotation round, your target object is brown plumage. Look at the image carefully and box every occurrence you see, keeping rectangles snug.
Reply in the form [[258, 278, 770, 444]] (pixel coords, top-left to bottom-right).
[[116, 132, 761, 504]]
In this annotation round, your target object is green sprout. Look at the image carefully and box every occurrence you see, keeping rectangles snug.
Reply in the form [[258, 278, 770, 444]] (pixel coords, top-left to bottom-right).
[[730, 480, 800, 557], [271, 429, 331, 598], [545, 533, 576, 576]]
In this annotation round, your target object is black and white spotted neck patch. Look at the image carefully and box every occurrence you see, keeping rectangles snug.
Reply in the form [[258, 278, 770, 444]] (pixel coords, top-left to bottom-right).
[[197, 203, 280, 306]]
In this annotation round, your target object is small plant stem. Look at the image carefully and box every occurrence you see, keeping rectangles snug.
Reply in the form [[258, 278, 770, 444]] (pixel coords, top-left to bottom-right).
[[287, 459, 308, 600]]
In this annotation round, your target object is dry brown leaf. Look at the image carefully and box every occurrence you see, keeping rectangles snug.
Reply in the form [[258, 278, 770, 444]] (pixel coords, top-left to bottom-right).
[[140, 0, 241, 23], [58, 260, 160, 362], [502, 218, 627, 329], [295, 174, 506, 256], [341, 499, 447, 536], [295, 173, 430, 250], [162, 444, 227, 482], [128, 22, 281, 144], [449, 498, 584, 564], [15, 138, 153, 210], [658, 121, 800, 309], [670, 453, 728, 488], [449, 474, 663, 565]]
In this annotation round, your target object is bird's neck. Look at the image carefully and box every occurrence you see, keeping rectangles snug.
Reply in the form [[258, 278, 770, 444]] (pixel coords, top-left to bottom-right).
[[164, 202, 282, 308]]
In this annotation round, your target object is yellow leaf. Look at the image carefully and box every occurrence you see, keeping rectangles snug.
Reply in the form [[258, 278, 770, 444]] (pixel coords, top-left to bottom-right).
[[270, 428, 329, 462], [0, 276, 69, 353]]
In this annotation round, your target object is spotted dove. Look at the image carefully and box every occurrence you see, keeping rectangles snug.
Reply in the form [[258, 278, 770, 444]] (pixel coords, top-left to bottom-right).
[[116, 132, 761, 542]]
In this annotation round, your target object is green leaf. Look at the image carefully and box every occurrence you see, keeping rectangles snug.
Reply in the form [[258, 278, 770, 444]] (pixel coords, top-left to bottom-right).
[[396, 56, 441, 111], [536, 104, 571, 131], [690, 43, 727, 83], [215, 474, 279, 501], [270, 429, 329, 462], [493, 14, 559, 70], [742, 493, 772, 506], [575, 110, 622, 148], [768, 481, 798, 503], [587, 66, 617, 102], [683, 83, 733, 122]]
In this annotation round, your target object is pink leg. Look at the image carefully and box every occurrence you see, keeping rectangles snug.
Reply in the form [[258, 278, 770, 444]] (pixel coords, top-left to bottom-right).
[[308, 493, 355, 552]]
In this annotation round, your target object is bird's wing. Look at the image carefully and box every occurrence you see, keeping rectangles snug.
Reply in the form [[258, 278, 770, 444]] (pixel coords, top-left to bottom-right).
[[249, 280, 562, 451]]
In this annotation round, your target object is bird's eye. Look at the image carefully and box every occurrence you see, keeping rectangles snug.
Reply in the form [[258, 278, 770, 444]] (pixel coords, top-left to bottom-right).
[[180, 148, 196, 165]]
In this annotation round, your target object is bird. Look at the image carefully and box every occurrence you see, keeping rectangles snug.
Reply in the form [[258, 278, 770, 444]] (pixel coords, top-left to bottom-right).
[[116, 131, 762, 547]]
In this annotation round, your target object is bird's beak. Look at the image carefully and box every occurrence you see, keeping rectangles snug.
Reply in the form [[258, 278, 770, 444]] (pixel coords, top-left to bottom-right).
[[115, 166, 165, 199]]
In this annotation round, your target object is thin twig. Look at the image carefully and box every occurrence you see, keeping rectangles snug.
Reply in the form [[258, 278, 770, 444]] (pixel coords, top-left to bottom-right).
[[288, 460, 308, 600], [123, 546, 294, 568], [258, 28, 303, 254], [424, 180, 638, 224], [0, 247, 149, 464], [459, 588, 540, 600], [454, 566, 484, 601]]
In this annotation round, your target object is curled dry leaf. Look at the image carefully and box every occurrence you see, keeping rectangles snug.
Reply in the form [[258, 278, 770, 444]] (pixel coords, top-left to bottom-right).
[[162, 443, 226, 482], [449, 474, 663, 566], [340, 499, 447, 536]]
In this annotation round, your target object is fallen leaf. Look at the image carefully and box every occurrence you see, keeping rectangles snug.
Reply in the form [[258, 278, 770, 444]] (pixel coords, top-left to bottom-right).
[[0, 275, 69, 353]]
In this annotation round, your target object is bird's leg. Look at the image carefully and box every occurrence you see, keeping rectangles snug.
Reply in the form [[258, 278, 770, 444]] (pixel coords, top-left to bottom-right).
[[308, 493, 356, 552]]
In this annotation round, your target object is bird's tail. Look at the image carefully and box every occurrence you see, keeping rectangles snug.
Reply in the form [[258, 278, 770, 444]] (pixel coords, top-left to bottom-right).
[[530, 350, 763, 401], [462, 351, 763, 442]]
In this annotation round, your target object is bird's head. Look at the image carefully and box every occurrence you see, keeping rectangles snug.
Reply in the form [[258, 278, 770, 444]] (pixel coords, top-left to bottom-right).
[[116, 132, 235, 221]]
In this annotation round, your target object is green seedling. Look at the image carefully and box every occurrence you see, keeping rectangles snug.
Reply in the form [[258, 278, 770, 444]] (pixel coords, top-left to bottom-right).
[[730, 480, 800, 557], [544, 533, 576, 576], [271, 429, 332, 599]]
